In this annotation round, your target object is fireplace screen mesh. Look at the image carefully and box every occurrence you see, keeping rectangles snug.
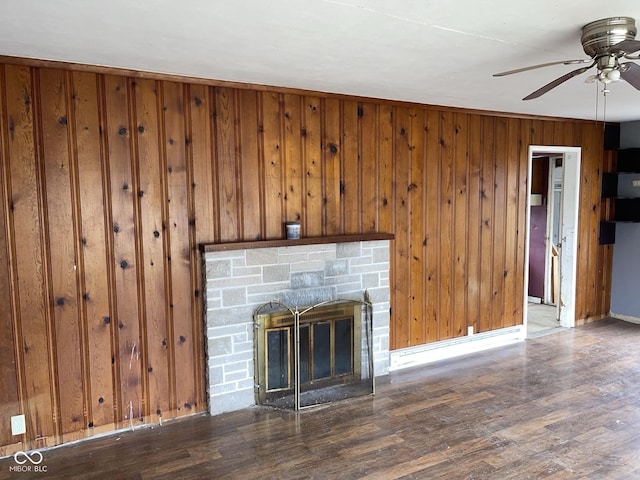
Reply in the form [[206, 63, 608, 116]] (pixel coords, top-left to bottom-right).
[[254, 299, 374, 410]]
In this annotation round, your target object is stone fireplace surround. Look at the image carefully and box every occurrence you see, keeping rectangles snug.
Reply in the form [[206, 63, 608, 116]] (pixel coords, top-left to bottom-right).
[[202, 234, 392, 415]]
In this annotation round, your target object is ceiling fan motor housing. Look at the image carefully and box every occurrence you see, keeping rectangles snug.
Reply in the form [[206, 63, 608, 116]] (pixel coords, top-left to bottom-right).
[[581, 17, 637, 57]]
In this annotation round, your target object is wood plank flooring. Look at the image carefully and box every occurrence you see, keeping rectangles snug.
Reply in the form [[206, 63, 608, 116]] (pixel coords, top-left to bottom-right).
[[3, 317, 640, 479]]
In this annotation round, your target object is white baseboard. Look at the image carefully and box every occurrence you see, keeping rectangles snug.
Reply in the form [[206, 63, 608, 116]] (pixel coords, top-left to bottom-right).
[[389, 325, 524, 372], [610, 312, 640, 324]]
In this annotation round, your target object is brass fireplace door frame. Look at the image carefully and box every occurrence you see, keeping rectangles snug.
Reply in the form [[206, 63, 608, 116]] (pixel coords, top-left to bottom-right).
[[254, 298, 374, 411]]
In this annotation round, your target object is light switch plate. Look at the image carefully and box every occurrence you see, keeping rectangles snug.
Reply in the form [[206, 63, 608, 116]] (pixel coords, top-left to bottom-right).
[[11, 414, 26, 435], [632, 179, 640, 187]]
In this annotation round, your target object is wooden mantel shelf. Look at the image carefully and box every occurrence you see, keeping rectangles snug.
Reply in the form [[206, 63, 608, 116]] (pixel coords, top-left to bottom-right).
[[200, 233, 394, 253]]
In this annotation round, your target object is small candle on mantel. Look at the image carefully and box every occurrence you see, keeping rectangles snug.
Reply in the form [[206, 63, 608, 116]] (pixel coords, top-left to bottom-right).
[[285, 222, 300, 240]]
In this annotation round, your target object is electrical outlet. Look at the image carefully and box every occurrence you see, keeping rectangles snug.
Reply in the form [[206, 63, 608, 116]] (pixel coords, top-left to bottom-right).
[[632, 180, 640, 187], [11, 414, 26, 436], [467, 326, 474, 336]]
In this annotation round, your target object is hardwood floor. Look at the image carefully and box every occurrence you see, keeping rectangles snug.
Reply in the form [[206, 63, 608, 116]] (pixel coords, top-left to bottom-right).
[[3, 318, 640, 479]]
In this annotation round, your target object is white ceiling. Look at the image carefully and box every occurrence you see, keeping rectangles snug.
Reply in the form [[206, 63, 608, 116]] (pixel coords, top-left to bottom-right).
[[2, 0, 640, 122]]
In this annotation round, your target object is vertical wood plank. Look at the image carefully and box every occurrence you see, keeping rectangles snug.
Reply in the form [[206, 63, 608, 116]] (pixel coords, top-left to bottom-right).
[[71, 71, 116, 430], [377, 104, 394, 344], [238, 90, 262, 240], [302, 96, 323, 237], [424, 110, 440, 342], [390, 106, 412, 348], [323, 99, 341, 235], [467, 114, 482, 334], [584, 125, 602, 320], [479, 116, 496, 333], [452, 112, 468, 337], [530, 119, 544, 146], [283, 94, 303, 226], [162, 81, 198, 415], [189, 85, 219, 243], [260, 92, 284, 239], [184, 90, 206, 414], [543, 121, 556, 145], [514, 119, 530, 325], [359, 102, 377, 233], [491, 118, 507, 330], [502, 118, 520, 328], [103, 74, 144, 426], [439, 111, 455, 340], [377, 105, 393, 234], [188, 84, 216, 406], [190, 85, 216, 244], [409, 108, 425, 345], [134, 78, 171, 421], [214, 87, 240, 242], [343, 100, 360, 233]]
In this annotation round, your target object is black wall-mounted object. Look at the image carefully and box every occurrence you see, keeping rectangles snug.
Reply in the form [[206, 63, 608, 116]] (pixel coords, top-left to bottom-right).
[[600, 221, 616, 245], [604, 123, 620, 151], [617, 148, 640, 172], [600, 148, 640, 245]]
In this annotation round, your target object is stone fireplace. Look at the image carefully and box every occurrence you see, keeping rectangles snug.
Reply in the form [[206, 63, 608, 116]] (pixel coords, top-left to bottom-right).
[[202, 235, 391, 415]]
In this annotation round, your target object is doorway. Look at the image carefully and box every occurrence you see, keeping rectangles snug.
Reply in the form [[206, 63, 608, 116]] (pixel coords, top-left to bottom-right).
[[524, 146, 581, 337]]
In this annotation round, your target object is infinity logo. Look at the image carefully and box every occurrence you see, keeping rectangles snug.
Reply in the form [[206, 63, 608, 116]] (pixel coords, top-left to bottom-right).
[[13, 451, 43, 465]]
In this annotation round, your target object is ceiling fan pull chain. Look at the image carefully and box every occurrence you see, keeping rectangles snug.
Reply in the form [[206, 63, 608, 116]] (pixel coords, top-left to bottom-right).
[[595, 82, 599, 124]]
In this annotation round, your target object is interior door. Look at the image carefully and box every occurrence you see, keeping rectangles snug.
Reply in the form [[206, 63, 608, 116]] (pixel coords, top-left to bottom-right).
[[528, 205, 547, 299]]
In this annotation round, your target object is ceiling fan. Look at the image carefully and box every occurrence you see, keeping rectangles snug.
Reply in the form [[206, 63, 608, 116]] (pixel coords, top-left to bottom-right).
[[494, 17, 640, 100]]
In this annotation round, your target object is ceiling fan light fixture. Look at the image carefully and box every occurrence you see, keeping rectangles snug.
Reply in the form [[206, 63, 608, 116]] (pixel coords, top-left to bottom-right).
[[599, 68, 621, 83], [607, 69, 621, 82]]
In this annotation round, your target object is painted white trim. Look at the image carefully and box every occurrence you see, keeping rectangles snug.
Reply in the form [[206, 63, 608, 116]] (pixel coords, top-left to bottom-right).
[[389, 326, 524, 371], [610, 313, 640, 324], [559, 149, 581, 328]]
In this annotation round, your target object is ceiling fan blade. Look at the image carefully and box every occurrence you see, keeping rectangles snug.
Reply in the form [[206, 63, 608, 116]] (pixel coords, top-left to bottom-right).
[[620, 62, 640, 89], [493, 59, 591, 77], [523, 63, 596, 100], [610, 39, 640, 54]]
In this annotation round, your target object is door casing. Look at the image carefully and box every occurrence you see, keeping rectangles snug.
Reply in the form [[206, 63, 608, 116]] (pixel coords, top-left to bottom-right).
[[524, 146, 581, 331]]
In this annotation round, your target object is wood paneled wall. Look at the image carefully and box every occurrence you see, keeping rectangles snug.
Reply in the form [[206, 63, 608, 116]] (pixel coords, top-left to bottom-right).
[[0, 60, 612, 454]]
